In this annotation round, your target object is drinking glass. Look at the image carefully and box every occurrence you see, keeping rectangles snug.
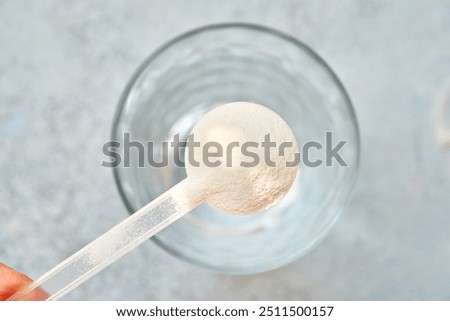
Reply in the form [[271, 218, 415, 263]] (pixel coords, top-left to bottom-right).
[[112, 23, 360, 273]]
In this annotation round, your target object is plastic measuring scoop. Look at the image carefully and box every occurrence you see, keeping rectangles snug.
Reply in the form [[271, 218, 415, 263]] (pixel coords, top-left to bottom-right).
[[8, 180, 198, 301], [8, 102, 299, 301]]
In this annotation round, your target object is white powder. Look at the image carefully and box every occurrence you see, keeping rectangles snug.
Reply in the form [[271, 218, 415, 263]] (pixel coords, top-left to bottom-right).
[[185, 102, 299, 215]]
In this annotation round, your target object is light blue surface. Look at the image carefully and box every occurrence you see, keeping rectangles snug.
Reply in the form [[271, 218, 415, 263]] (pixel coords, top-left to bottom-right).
[[0, 0, 449, 300]]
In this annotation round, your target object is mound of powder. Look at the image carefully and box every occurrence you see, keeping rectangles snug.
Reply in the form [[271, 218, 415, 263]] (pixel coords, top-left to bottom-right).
[[185, 102, 299, 215]]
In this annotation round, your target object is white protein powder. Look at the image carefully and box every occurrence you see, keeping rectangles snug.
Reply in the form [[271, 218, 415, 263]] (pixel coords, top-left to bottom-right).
[[185, 102, 299, 215]]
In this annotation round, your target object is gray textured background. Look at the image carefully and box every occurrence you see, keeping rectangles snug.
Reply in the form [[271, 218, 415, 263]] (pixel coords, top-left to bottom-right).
[[1, 0, 449, 300]]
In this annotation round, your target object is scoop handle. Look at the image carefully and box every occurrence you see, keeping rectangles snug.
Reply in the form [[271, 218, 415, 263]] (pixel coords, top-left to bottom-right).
[[8, 179, 197, 301]]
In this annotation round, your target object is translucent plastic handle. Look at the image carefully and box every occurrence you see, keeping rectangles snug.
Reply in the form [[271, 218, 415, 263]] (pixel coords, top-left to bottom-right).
[[8, 179, 198, 301]]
